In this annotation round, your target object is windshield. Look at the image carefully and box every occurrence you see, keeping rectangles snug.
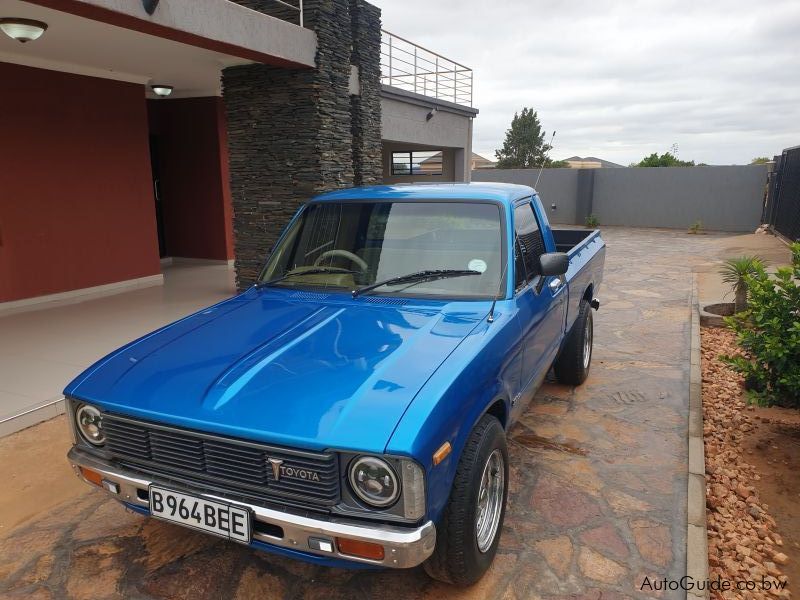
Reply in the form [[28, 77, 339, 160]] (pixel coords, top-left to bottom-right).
[[260, 201, 504, 299]]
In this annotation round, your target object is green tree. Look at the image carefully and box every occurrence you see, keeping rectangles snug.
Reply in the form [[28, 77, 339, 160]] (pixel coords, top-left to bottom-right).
[[495, 108, 558, 169], [635, 152, 695, 167], [750, 157, 770, 164]]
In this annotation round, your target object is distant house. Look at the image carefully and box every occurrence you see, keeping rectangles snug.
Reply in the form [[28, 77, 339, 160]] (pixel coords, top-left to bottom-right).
[[471, 153, 497, 170], [420, 151, 496, 174], [563, 156, 623, 169]]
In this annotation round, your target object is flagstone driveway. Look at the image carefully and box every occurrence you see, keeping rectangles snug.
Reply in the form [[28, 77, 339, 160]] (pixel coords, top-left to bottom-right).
[[1, 228, 716, 599]]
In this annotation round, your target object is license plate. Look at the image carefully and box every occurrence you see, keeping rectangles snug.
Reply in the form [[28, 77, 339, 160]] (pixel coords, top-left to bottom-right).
[[149, 486, 251, 543]]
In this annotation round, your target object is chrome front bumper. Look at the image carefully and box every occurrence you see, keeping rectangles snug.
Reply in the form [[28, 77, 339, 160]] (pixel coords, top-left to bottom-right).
[[67, 447, 436, 568]]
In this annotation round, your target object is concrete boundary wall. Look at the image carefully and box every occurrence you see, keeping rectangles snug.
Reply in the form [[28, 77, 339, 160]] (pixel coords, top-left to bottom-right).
[[471, 168, 580, 225], [473, 165, 768, 232]]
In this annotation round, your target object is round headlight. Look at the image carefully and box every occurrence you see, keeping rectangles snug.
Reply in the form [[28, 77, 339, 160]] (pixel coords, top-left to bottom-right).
[[76, 404, 105, 446], [349, 456, 400, 508]]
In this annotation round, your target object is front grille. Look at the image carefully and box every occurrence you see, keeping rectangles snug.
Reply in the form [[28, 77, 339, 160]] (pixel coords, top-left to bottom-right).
[[103, 415, 339, 507]]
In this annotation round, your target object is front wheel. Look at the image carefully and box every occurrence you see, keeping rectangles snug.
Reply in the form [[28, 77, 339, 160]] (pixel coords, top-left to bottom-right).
[[553, 298, 594, 385], [423, 415, 508, 586]]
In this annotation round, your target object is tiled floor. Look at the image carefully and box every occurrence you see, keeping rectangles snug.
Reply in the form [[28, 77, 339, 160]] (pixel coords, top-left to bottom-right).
[[0, 263, 235, 435]]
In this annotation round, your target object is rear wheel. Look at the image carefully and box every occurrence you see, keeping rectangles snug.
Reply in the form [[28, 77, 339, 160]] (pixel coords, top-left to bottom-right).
[[423, 415, 508, 586], [554, 298, 594, 385]]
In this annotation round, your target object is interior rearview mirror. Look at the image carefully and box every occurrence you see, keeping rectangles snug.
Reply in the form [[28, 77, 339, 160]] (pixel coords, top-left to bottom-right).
[[539, 252, 569, 277]]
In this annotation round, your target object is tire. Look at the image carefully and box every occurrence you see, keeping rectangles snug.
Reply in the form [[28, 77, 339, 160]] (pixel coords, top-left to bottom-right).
[[423, 415, 508, 586], [553, 298, 594, 385]]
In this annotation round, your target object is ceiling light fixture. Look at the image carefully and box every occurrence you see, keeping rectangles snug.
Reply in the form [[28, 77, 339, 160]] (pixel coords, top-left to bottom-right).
[[0, 18, 48, 43], [142, 0, 161, 15], [150, 84, 173, 98]]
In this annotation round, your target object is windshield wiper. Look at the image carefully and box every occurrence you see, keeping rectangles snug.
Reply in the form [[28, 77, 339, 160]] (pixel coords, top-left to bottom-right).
[[351, 269, 481, 298], [255, 267, 358, 289]]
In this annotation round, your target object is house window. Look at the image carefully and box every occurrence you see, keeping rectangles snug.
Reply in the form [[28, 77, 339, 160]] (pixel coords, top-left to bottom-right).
[[391, 151, 443, 176]]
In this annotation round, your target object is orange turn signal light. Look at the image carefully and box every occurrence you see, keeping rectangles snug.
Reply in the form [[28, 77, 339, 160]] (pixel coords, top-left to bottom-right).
[[336, 537, 385, 561], [79, 467, 103, 486], [432, 441, 452, 466]]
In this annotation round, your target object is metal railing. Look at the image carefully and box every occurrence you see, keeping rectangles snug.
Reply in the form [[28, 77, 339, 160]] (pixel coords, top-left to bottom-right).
[[380, 30, 473, 107]]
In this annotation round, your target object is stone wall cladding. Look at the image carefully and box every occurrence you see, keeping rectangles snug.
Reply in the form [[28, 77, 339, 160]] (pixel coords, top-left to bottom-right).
[[349, 0, 383, 186], [223, 0, 383, 290]]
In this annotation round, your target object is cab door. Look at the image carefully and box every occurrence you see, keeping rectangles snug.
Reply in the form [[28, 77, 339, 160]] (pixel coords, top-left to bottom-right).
[[512, 201, 568, 404]]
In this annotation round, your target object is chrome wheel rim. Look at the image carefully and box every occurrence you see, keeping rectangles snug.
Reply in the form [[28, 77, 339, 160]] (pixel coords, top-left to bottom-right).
[[475, 449, 504, 553], [583, 313, 593, 370]]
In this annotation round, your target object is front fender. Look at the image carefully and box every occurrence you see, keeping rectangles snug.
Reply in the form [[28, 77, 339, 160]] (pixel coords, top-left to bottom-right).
[[386, 302, 522, 524]]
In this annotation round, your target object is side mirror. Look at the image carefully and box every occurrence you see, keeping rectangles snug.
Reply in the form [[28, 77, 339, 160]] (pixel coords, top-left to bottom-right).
[[539, 252, 569, 277]]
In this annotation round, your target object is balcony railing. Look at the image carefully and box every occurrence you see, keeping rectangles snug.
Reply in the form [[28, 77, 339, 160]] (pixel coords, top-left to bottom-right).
[[381, 30, 473, 107]]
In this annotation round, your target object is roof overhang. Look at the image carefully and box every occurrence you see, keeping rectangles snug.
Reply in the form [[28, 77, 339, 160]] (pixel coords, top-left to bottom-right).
[[0, 0, 317, 97], [19, 0, 316, 67]]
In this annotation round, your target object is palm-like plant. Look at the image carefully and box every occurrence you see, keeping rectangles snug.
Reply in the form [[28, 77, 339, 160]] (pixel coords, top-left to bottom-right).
[[720, 256, 766, 313]]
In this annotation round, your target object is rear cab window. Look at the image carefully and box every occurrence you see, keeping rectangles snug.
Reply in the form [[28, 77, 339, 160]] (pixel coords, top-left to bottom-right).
[[513, 202, 546, 291]]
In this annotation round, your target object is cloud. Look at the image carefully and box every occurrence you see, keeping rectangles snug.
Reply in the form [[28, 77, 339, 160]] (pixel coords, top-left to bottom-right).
[[371, 0, 800, 165]]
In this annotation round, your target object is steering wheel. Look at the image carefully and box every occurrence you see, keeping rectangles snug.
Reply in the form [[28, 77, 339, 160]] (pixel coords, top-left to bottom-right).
[[313, 249, 368, 273]]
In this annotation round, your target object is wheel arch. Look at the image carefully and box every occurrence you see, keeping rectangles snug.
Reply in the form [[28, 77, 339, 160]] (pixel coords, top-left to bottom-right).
[[483, 396, 509, 430], [582, 283, 594, 303]]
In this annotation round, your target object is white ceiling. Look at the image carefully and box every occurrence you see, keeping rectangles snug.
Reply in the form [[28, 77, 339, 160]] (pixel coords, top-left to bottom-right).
[[0, 0, 252, 97]]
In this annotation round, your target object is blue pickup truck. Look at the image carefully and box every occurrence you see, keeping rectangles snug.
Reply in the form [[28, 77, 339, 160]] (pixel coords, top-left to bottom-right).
[[66, 183, 604, 585]]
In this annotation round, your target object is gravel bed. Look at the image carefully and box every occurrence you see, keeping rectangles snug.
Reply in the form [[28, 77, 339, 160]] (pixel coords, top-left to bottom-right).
[[703, 326, 791, 599]]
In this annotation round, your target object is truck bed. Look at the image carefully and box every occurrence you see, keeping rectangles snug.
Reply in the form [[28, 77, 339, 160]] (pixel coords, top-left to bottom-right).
[[552, 228, 600, 254]]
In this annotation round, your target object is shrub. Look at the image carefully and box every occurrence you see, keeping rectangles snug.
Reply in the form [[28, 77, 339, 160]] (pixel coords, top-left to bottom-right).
[[585, 214, 599, 228], [722, 243, 800, 407], [719, 255, 766, 313], [688, 220, 704, 234]]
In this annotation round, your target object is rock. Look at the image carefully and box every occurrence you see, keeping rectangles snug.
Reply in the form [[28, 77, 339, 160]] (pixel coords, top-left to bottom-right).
[[535, 536, 573, 578], [772, 552, 788, 565], [577, 547, 626, 584]]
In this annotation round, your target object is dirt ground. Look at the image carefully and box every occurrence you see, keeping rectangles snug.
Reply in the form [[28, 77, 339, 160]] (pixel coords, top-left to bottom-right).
[[695, 231, 793, 307], [743, 406, 800, 589]]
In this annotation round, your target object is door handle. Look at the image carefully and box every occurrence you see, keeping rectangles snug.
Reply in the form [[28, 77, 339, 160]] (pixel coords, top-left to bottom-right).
[[548, 276, 565, 292]]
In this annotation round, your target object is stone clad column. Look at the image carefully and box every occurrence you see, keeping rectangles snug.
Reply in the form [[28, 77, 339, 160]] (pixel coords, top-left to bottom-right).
[[223, 0, 381, 290], [349, 0, 383, 186]]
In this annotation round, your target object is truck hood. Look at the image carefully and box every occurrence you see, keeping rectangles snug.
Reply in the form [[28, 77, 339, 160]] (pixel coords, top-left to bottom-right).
[[65, 288, 486, 453]]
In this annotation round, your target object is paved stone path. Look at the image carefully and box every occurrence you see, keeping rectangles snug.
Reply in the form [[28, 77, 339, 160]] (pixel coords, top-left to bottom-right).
[[1, 228, 718, 599]]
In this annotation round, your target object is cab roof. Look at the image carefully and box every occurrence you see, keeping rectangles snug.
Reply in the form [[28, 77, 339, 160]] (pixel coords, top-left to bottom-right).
[[312, 182, 535, 206]]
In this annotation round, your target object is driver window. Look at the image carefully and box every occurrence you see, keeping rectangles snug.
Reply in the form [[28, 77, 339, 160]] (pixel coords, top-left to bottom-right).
[[513, 203, 546, 286]]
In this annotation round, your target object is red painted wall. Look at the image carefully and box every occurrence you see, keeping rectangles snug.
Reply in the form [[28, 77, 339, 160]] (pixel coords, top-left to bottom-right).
[[147, 98, 234, 261], [0, 62, 160, 303]]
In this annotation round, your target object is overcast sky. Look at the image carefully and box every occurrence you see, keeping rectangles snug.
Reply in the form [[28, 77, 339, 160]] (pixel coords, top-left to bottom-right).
[[371, 0, 800, 166]]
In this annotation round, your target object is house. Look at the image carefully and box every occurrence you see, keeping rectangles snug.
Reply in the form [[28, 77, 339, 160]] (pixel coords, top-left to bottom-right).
[[399, 151, 494, 180], [0, 0, 477, 310], [563, 156, 624, 169], [471, 153, 497, 170]]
